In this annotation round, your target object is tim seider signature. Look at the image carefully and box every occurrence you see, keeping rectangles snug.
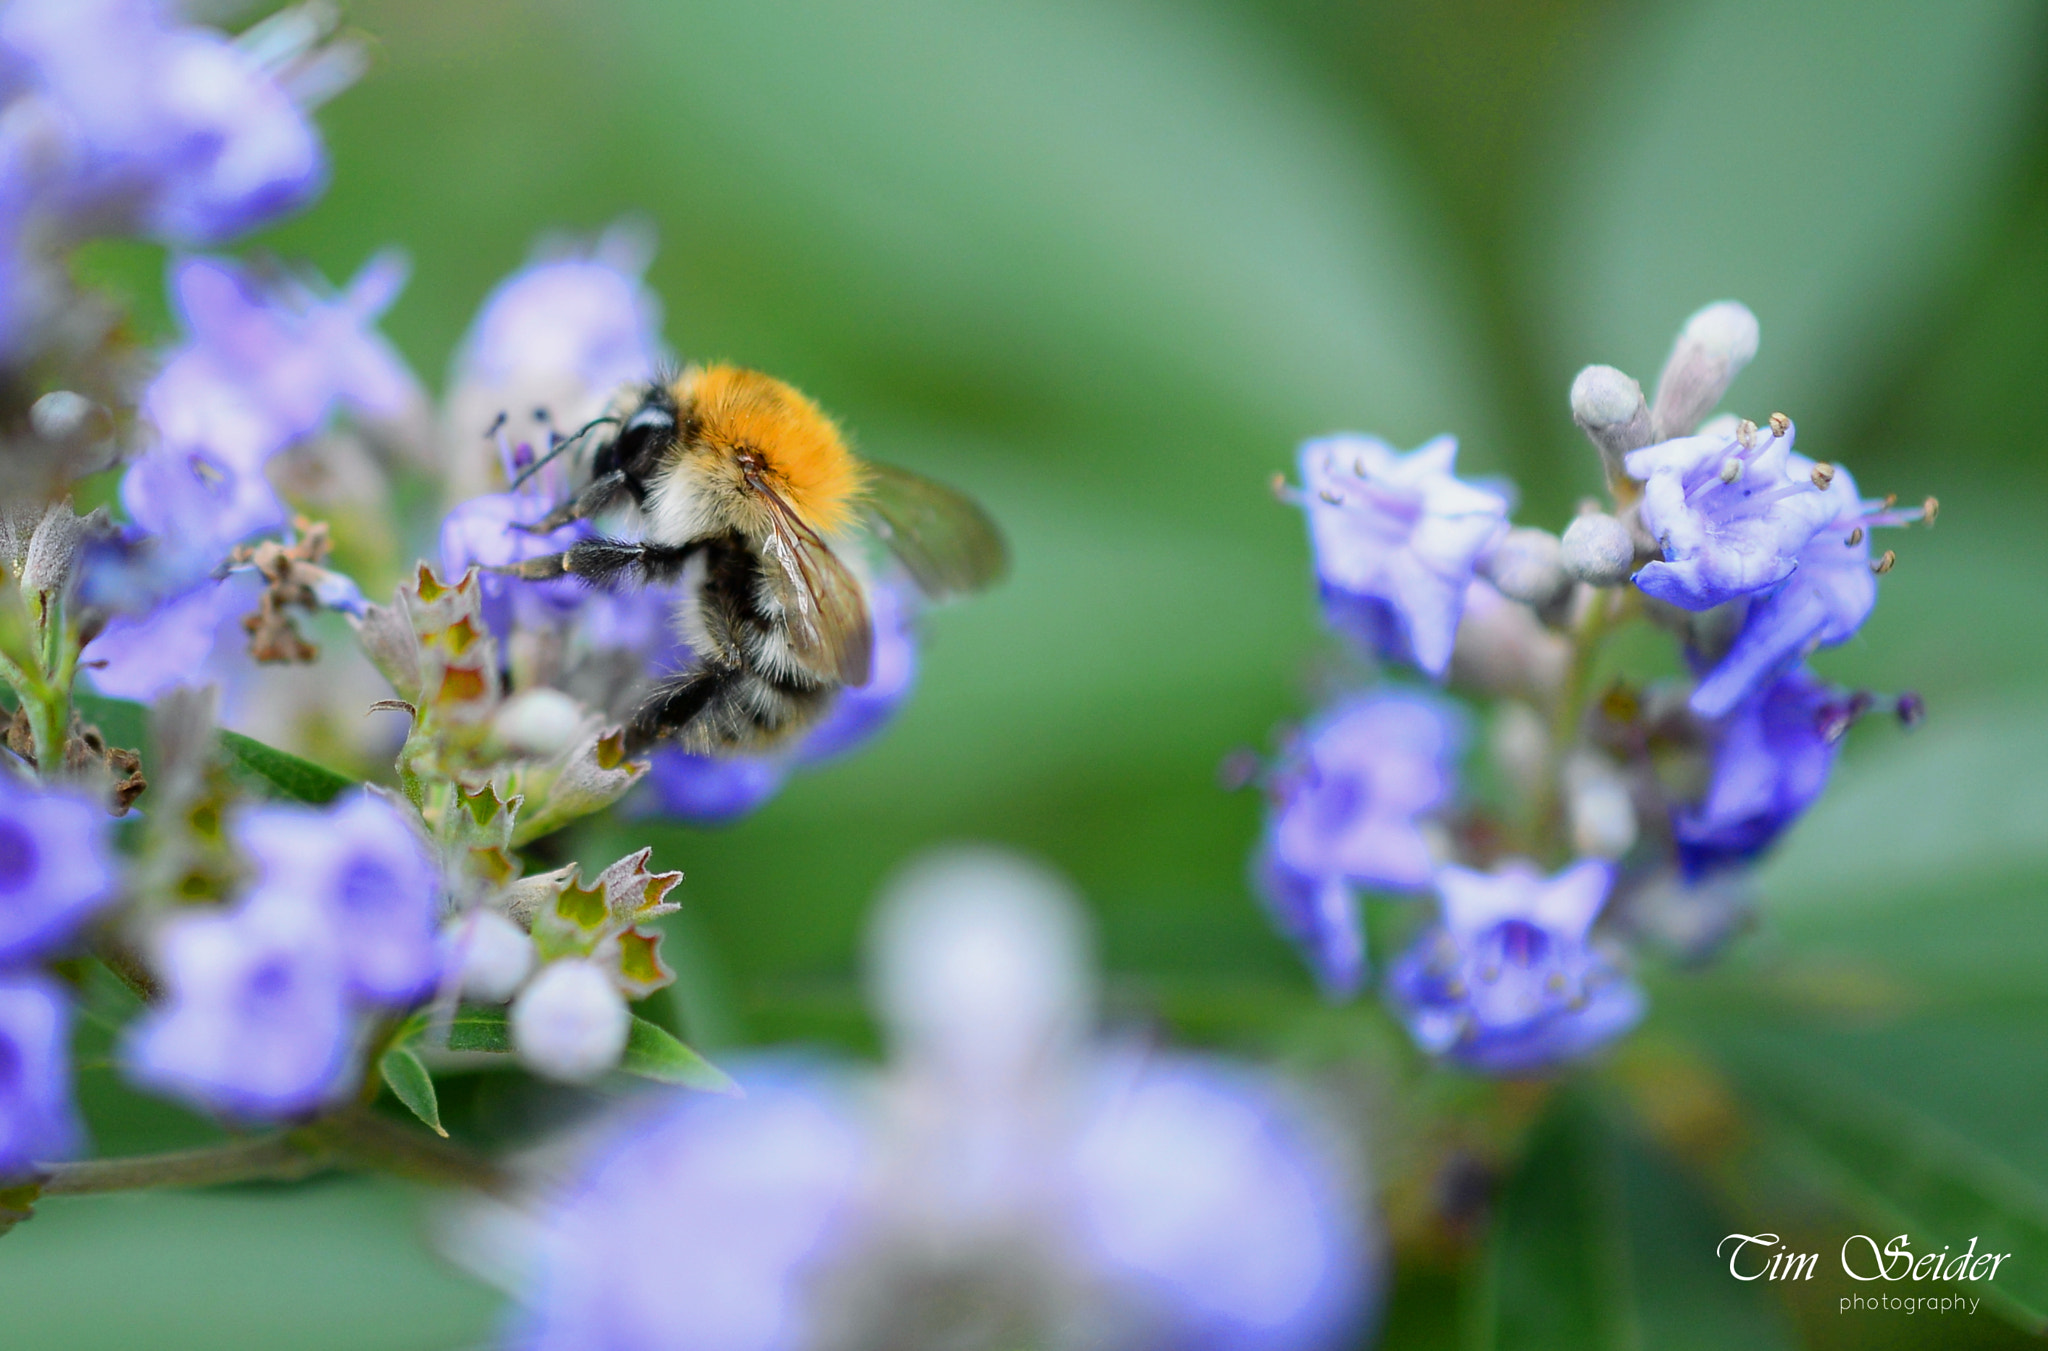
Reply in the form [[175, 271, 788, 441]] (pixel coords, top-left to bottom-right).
[[1719, 1232, 2011, 1283]]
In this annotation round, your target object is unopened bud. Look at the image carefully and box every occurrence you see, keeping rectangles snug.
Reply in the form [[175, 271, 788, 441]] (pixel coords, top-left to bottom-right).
[[1566, 755, 1637, 859], [21, 501, 92, 600], [1651, 301, 1760, 439], [1569, 365, 1652, 489], [1560, 512, 1635, 587], [448, 909, 536, 1003], [510, 959, 630, 1083], [29, 390, 104, 442], [1484, 527, 1570, 608], [1809, 462, 1835, 490], [493, 688, 584, 757]]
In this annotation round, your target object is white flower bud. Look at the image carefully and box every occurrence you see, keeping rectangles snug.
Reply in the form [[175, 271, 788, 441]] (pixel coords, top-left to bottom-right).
[[510, 959, 629, 1083], [29, 390, 100, 441], [1484, 527, 1570, 608], [492, 688, 584, 757], [449, 909, 536, 1003], [1650, 301, 1759, 439], [1569, 364, 1652, 486], [1566, 754, 1637, 859], [1560, 513, 1635, 587]]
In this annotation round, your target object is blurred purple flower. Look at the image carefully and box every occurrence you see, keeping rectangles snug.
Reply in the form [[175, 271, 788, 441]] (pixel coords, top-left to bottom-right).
[[1388, 860, 1643, 1075], [444, 226, 665, 502], [521, 1068, 865, 1351], [123, 886, 356, 1120], [1254, 692, 1461, 996], [503, 850, 1378, 1350], [1294, 434, 1508, 678], [0, 972, 80, 1177], [641, 578, 921, 824], [0, 0, 337, 245], [144, 252, 418, 473], [456, 247, 664, 405], [1675, 667, 1843, 877], [1628, 418, 1836, 612], [1072, 1054, 1374, 1350], [81, 570, 257, 702], [0, 773, 114, 964], [237, 792, 442, 1007]]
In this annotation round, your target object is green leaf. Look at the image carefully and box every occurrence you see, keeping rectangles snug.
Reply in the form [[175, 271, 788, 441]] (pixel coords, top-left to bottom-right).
[[397, 1005, 514, 1056], [1530, 0, 2042, 435], [72, 690, 358, 805], [376, 1048, 446, 1138], [217, 729, 355, 805], [1470, 1091, 1797, 1351], [620, 1015, 739, 1095]]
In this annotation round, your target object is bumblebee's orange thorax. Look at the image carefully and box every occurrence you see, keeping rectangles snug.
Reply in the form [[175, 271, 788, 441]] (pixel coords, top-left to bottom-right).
[[674, 364, 862, 534]]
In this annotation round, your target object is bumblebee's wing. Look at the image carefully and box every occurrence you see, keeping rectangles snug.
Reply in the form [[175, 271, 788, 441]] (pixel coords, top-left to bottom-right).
[[758, 489, 874, 686], [860, 460, 1009, 599]]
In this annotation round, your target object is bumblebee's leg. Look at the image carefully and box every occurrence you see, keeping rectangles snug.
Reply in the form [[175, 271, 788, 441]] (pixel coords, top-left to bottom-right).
[[495, 537, 701, 587], [623, 666, 732, 755], [515, 470, 634, 534]]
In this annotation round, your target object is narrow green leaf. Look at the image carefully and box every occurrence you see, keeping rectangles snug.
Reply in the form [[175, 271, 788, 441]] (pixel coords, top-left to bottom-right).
[[1470, 1091, 1797, 1351], [620, 1015, 739, 1095], [398, 1005, 514, 1056], [217, 730, 355, 805], [377, 1048, 446, 1138], [1699, 1023, 2048, 1334]]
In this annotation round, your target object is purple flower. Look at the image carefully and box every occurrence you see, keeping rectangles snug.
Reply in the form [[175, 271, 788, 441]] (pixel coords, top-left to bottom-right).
[[1628, 418, 1836, 612], [123, 887, 356, 1120], [1687, 462, 1905, 718], [81, 570, 257, 702], [1388, 860, 1644, 1075], [444, 227, 665, 502], [1675, 668, 1843, 876], [455, 247, 664, 405], [0, 773, 114, 964], [237, 792, 442, 1007], [504, 851, 1379, 1350], [143, 252, 418, 473], [1254, 692, 1461, 996], [0, 973, 81, 1177], [0, 0, 335, 245], [1072, 1054, 1376, 1350], [641, 579, 921, 824], [1295, 434, 1508, 678], [521, 1068, 866, 1351], [439, 489, 590, 640]]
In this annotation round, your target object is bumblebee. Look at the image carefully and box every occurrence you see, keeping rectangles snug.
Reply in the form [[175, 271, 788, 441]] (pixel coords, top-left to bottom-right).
[[499, 363, 1005, 756]]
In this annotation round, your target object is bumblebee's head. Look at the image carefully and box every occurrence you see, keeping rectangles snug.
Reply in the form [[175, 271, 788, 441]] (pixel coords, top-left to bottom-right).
[[668, 364, 863, 538]]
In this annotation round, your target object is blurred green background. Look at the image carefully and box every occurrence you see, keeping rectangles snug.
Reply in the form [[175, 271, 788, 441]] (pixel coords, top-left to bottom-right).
[[8, 0, 2048, 1347]]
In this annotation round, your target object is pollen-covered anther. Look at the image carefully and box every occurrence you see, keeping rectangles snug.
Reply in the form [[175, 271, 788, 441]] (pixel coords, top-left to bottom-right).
[[1810, 462, 1836, 490], [1735, 418, 1759, 449], [1922, 496, 1939, 525], [1768, 412, 1790, 436], [1872, 549, 1896, 575], [1896, 692, 1926, 727], [1846, 526, 1864, 547], [1718, 456, 1743, 484]]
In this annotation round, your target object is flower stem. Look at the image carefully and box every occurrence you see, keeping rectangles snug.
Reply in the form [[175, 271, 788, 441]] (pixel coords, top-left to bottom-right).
[[1526, 585, 1627, 861], [37, 1134, 329, 1195], [31, 1110, 507, 1201]]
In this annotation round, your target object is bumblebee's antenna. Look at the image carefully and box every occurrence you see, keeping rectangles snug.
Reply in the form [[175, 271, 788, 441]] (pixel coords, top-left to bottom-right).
[[506, 414, 619, 492]]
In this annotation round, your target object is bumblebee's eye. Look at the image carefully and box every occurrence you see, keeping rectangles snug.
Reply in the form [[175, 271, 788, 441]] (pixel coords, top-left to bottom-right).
[[602, 403, 676, 478]]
